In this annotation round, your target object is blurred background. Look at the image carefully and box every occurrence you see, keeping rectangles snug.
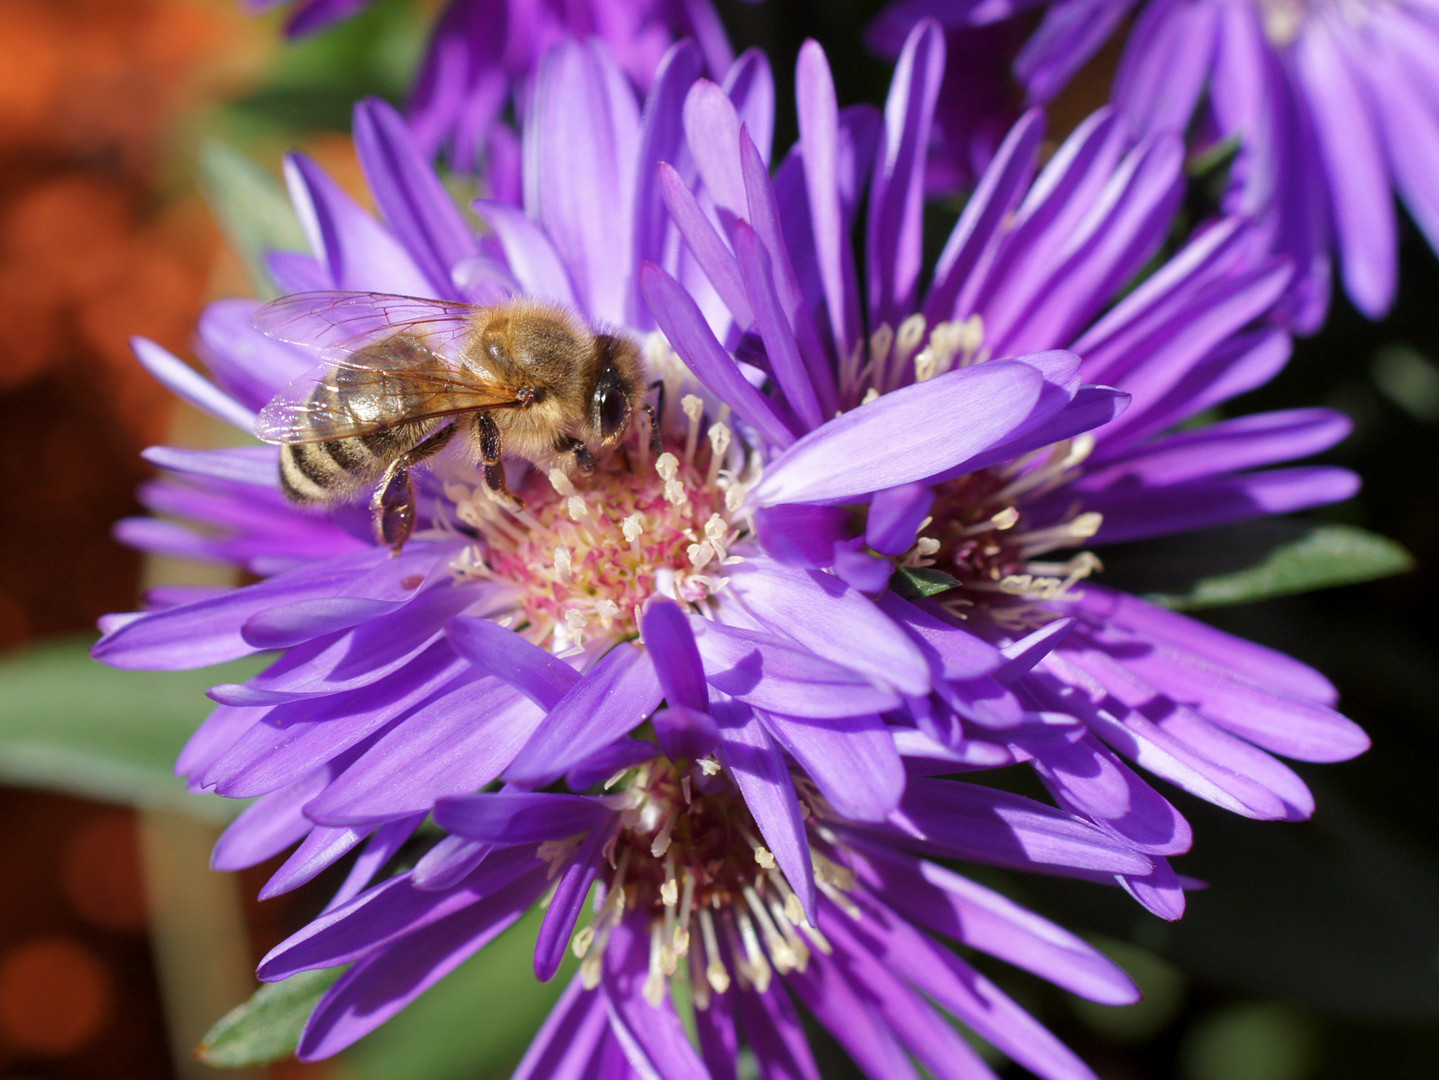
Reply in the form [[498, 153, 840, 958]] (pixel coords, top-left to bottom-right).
[[0, 1, 1434, 1077]]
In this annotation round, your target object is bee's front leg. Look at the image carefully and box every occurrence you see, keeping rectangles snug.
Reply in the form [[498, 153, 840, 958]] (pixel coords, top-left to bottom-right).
[[553, 434, 596, 473], [372, 423, 458, 553], [476, 412, 525, 512]]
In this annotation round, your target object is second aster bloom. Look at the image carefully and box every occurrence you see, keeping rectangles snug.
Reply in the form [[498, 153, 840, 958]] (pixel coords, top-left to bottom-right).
[[642, 22, 1367, 913], [260, 600, 1149, 1076], [870, 0, 1439, 331]]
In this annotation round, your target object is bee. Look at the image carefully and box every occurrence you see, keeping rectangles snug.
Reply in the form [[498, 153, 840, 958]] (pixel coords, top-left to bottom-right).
[[252, 291, 652, 551]]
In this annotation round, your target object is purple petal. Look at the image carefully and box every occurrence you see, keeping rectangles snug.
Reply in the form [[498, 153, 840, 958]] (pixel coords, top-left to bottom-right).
[[1293, 22, 1395, 318], [142, 445, 279, 488], [447, 615, 580, 708], [734, 222, 823, 429], [689, 614, 904, 717], [505, 644, 665, 785], [722, 560, 930, 696], [600, 915, 710, 1079], [658, 160, 755, 327], [748, 358, 1044, 505], [879, 777, 1155, 875], [131, 338, 255, 430], [866, 483, 935, 557], [868, 21, 945, 326], [757, 709, 905, 823], [435, 792, 619, 844], [472, 199, 578, 307], [512, 977, 610, 1080], [353, 97, 479, 299], [296, 866, 546, 1059], [847, 839, 1140, 1004], [525, 40, 640, 323], [639, 261, 798, 447], [1084, 466, 1360, 545], [641, 598, 708, 711], [535, 825, 618, 980], [283, 152, 431, 295], [716, 702, 817, 924], [875, 593, 1005, 680]]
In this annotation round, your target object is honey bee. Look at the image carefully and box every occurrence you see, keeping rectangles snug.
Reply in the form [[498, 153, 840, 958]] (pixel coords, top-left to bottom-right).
[[253, 291, 652, 551]]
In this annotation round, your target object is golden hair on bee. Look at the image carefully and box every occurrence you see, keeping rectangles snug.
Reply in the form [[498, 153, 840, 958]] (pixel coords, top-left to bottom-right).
[[253, 291, 652, 551]]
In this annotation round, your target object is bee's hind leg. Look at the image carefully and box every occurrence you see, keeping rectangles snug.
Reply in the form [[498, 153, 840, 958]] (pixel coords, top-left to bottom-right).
[[476, 411, 525, 513], [373, 423, 458, 553]]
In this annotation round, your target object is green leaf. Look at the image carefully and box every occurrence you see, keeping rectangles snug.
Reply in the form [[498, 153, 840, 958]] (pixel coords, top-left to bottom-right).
[[198, 968, 345, 1068], [0, 635, 267, 820], [891, 565, 962, 599], [199, 141, 309, 299], [1099, 521, 1413, 611]]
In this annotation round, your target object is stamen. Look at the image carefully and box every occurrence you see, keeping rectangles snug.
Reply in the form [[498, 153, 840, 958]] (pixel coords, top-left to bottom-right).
[[698, 908, 730, 995], [644, 921, 668, 1005], [548, 468, 577, 497], [682, 395, 705, 465]]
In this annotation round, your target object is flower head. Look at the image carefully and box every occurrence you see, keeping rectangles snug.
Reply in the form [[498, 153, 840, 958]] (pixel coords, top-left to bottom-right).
[[249, 0, 737, 171], [260, 600, 1147, 1077], [871, 0, 1439, 331]]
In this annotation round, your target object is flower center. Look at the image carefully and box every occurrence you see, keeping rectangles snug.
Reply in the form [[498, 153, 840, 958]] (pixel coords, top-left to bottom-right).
[[560, 759, 847, 1007], [906, 437, 1104, 631], [444, 389, 753, 651]]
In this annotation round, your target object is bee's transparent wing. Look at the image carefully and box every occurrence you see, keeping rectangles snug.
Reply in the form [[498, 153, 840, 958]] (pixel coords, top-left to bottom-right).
[[253, 291, 481, 365], [255, 341, 525, 445]]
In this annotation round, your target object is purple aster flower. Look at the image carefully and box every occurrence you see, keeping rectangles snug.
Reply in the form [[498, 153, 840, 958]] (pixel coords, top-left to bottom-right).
[[92, 37, 1117, 911], [638, 21, 1368, 915], [259, 598, 1148, 1078], [247, 0, 738, 170], [870, 0, 1439, 331]]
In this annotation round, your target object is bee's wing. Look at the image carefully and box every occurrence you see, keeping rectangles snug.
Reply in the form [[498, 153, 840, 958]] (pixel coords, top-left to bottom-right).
[[255, 344, 527, 445], [253, 291, 481, 365]]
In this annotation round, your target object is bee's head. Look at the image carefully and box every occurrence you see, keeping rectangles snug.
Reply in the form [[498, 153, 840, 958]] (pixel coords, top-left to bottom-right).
[[589, 333, 644, 446]]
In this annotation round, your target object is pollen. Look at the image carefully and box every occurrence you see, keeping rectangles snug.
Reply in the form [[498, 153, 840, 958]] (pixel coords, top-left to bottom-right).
[[447, 400, 753, 650]]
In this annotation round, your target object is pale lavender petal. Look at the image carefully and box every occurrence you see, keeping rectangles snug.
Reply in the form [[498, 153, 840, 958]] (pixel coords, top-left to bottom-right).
[[1111, 0, 1218, 139], [142, 445, 279, 488], [525, 40, 640, 323], [723, 48, 775, 165], [1118, 859, 1186, 921], [722, 560, 930, 696], [639, 261, 798, 447], [284, 152, 431, 295], [689, 615, 904, 717], [196, 298, 315, 411], [260, 823, 366, 899], [797, 39, 862, 359], [506, 644, 664, 785], [354, 97, 479, 298], [756, 709, 905, 822], [658, 160, 755, 327], [684, 79, 748, 225], [748, 359, 1044, 505], [326, 813, 426, 910], [131, 338, 255, 430], [472, 199, 578, 307]]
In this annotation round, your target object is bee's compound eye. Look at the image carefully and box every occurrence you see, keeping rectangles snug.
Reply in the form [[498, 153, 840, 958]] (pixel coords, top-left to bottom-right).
[[597, 376, 629, 441]]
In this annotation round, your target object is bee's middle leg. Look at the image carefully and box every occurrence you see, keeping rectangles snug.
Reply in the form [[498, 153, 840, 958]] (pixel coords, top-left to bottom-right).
[[373, 423, 458, 553], [476, 412, 524, 512]]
